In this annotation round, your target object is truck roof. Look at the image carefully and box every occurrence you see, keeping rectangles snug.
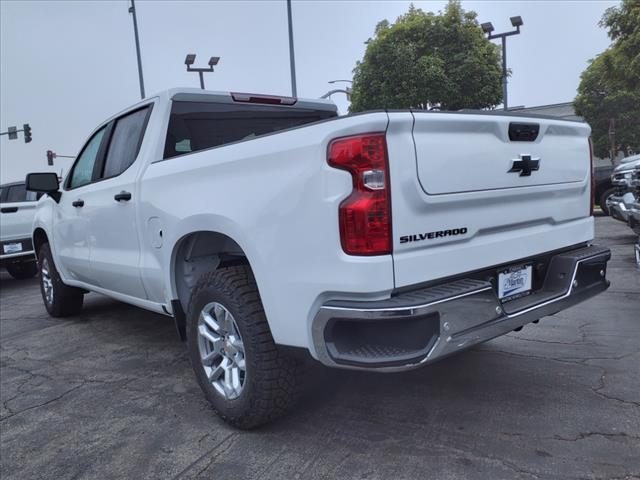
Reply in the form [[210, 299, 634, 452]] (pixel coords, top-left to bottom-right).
[[159, 88, 338, 114]]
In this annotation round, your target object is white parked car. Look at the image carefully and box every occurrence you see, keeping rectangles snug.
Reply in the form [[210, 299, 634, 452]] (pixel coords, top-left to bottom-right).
[[26, 89, 611, 428], [0, 181, 39, 279]]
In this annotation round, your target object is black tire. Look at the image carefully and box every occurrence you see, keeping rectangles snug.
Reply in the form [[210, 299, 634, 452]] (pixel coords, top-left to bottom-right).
[[599, 187, 616, 216], [6, 261, 38, 279], [38, 243, 84, 317], [186, 265, 303, 429]]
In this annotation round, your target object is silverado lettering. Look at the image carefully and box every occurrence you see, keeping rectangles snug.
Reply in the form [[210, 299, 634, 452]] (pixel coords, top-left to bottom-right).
[[400, 227, 468, 244]]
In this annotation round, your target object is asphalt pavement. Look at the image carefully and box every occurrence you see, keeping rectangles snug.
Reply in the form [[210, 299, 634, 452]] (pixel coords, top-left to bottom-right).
[[1, 215, 638, 480]]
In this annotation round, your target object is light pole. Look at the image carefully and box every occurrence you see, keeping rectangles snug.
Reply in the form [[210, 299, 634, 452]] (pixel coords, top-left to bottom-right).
[[321, 80, 352, 100], [287, 0, 297, 97], [185, 54, 220, 90], [128, 0, 146, 99], [481, 16, 523, 111]]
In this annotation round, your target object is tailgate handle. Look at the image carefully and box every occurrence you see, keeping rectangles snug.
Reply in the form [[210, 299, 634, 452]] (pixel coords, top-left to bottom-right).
[[509, 122, 539, 142]]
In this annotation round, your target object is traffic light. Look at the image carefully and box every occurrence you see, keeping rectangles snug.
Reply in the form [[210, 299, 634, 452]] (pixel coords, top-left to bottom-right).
[[46, 150, 56, 166], [7, 126, 17, 140], [23, 124, 32, 143]]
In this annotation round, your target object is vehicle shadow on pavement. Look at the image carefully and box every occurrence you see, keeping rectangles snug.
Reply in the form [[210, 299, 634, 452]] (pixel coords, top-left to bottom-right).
[[2, 240, 639, 480]]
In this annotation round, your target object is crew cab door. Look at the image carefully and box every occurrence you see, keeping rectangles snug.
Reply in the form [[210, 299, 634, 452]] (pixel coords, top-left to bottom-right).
[[54, 126, 107, 283], [82, 105, 153, 299]]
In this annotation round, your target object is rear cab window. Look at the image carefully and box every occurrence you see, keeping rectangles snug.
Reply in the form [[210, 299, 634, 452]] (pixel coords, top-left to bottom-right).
[[163, 98, 337, 159]]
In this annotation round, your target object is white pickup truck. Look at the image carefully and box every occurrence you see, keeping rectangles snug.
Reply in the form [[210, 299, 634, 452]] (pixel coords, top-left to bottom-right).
[[1, 181, 39, 279], [26, 88, 611, 428]]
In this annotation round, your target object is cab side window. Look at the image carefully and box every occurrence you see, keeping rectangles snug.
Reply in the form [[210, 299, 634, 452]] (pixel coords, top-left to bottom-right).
[[3, 184, 37, 203], [102, 106, 150, 178], [69, 127, 106, 189]]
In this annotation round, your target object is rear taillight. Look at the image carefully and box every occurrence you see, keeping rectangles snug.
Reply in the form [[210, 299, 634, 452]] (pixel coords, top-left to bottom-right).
[[327, 133, 391, 255], [589, 137, 595, 216]]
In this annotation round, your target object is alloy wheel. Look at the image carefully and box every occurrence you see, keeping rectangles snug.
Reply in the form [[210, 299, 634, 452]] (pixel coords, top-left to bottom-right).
[[197, 302, 246, 400], [41, 258, 54, 305]]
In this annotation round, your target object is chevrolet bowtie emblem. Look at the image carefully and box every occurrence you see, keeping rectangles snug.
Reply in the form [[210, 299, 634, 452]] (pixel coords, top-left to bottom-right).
[[509, 154, 540, 176]]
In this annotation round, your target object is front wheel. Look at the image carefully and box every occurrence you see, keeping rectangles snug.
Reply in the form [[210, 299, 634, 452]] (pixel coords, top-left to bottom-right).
[[186, 265, 303, 429], [5, 261, 38, 279], [38, 243, 84, 317]]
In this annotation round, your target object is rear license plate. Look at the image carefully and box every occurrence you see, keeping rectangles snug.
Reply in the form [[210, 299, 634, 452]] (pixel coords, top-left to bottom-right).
[[3, 243, 23, 254], [498, 264, 532, 300]]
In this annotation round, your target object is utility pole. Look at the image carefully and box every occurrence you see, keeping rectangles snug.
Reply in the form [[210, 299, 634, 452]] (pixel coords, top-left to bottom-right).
[[129, 0, 146, 99], [287, 0, 297, 97]]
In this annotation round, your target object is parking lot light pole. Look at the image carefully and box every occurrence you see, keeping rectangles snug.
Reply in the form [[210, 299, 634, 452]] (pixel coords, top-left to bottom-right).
[[481, 16, 523, 111], [287, 0, 297, 97], [185, 54, 220, 90], [128, 0, 146, 99]]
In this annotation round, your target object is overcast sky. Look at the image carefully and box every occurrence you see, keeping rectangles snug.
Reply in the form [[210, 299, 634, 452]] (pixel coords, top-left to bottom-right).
[[0, 0, 616, 183]]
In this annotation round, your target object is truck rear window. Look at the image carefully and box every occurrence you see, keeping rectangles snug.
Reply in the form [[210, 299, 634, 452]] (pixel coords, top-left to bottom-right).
[[164, 101, 336, 159]]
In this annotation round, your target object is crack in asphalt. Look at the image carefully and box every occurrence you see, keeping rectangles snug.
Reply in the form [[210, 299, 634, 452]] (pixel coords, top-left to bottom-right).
[[473, 348, 640, 409], [554, 431, 640, 442], [0, 382, 85, 421], [170, 432, 238, 479]]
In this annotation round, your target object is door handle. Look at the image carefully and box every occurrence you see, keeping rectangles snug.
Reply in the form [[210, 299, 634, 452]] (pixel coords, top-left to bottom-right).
[[114, 191, 132, 202], [0, 207, 18, 213], [72, 199, 84, 208]]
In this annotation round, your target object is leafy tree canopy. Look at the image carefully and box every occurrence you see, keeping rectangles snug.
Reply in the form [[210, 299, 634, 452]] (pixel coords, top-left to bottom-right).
[[349, 1, 503, 112], [574, 0, 639, 159]]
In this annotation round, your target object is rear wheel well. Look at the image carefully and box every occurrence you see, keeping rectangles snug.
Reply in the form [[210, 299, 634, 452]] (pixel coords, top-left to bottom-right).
[[33, 228, 49, 259], [172, 231, 249, 314]]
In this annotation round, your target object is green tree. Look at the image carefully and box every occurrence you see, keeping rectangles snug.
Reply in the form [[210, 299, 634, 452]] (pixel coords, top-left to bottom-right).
[[349, 1, 503, 112], [574, 0, 639, 159]]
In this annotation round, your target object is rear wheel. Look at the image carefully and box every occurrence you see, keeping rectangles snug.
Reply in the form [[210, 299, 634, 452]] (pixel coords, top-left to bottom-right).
[[5, 261, 38, 279], [38, 243, 84, 317], [186, 265, 303, 429]]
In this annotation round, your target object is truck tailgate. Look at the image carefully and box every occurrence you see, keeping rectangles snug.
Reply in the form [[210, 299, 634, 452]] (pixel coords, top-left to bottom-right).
[[385, 111, 593, 289], [414, 115, 588, 194]]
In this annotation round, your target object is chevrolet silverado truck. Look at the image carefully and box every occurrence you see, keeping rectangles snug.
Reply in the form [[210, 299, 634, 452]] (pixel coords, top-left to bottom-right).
[[1, 181, 39, 279], [26, 88, 611, 428]]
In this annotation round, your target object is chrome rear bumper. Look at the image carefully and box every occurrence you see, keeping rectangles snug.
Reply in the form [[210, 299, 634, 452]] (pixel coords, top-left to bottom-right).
[[312, 245, 611, 371]]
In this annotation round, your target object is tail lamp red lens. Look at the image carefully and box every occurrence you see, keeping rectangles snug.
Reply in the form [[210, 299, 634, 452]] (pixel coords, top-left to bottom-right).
[[327, 133, 392, 255], [589, 137, 595, 216]]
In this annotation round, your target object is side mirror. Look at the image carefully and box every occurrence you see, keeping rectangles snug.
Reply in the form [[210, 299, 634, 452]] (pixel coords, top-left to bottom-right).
[[26, 172, 61, 202]]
